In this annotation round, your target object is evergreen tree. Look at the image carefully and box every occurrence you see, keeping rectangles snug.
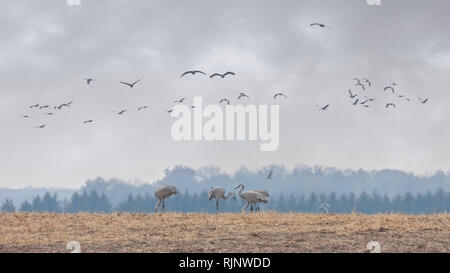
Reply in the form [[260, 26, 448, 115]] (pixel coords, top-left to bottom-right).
[[20, 200, 33, 212], [1, 199, 15, 213]]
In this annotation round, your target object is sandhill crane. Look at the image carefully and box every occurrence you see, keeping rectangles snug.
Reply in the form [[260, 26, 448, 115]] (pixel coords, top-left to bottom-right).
[[219, 98, 231, 105], [154, 185, 178, 214], [250, 189, 270, 211], [83, 120, 94, 124], [237, 92, 250, 100], [386, 103, 396, 109], [30, 104, 39, 109], [120, 79, 142, 88], [210, 72, 235, 78], [181, 70, 206, 77], [234, 184, 268, 213], [317, 104, 330, 111], [137, 106, 149, 111], [418, 97, 429, 104], [174, 97, 187, 104], [384, 86, 395, 94], [273, 93, 287, 99], [208, 187, 235, 214], [310, 23, 331, 29], [85, 78, 93, 85], [348, 89, 357, 99], [360, 99, 369, 105]]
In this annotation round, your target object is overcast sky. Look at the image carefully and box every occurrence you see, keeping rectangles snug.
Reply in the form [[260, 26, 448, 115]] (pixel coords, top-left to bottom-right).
[[1, 0, 449, 189]]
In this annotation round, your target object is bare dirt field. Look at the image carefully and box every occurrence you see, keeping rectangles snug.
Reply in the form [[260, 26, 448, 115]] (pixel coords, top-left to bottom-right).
[[0, 212, 449, 253]]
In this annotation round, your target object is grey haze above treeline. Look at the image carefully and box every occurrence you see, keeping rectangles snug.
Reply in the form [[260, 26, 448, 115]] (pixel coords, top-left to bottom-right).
[[2, 165, 450, 206]]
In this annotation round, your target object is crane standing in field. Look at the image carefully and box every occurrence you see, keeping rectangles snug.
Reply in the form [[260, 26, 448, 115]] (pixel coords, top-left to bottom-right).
[[208, 187, 236, 214], [154, 185, 178, 214], [234, 184, 268, 213], [250, 189, 270, 212]]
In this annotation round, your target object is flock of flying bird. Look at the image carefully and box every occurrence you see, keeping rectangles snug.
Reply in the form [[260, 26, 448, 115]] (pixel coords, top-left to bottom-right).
[[22, 70, 292, 129], [21, 21, 430, 129], [315, 77, 430, 111]]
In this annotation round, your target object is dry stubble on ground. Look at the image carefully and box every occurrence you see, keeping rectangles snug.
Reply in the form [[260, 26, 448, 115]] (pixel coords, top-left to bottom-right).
[[0, 212, 449, 253]]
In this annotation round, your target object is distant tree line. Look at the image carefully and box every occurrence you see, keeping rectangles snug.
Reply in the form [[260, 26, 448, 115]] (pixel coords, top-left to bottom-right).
[[1, 188, 450, 214]]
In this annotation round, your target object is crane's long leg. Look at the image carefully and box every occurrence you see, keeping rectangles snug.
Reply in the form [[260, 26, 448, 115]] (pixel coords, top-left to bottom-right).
[[242, 201, 249, 214], [256, 203, 260, 212], [162, 199, 165, 214], [155, 199, 161, 214]]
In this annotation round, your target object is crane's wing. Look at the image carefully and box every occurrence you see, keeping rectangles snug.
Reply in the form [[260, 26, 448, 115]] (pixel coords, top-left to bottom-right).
[[131, 79, 142, 86], [193, 70, 206, 75], [180, 71, 192, 77], [224, 71, 235, 77], [120, 81, 132, 87]]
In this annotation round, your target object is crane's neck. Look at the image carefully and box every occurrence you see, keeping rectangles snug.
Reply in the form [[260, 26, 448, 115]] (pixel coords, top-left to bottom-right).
[[238, 185, 245, 197]]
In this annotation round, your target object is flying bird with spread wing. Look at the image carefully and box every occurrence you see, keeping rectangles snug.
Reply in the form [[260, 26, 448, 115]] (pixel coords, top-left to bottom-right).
[[120, 79, 142, 88], [317, 104, 330, 110], [85, 78, 94, 85], [273, 93, 287, 99], [219, 98, 231, 105], [83, 120, 94, 124], [137, 106, 149, 111], [210, 72, 235, 78], [418, 97, 429, 104], [310, 23, 331, 29], [384, 86, 395, 94], [386, 103, 396, 109], [348, 89, 358, 99], [180, 70, 206, 77], [35, 124, 47, 129], [174, 97, 187, 104], [114, 110, 127, 115], [237, 92, 250, 100]]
